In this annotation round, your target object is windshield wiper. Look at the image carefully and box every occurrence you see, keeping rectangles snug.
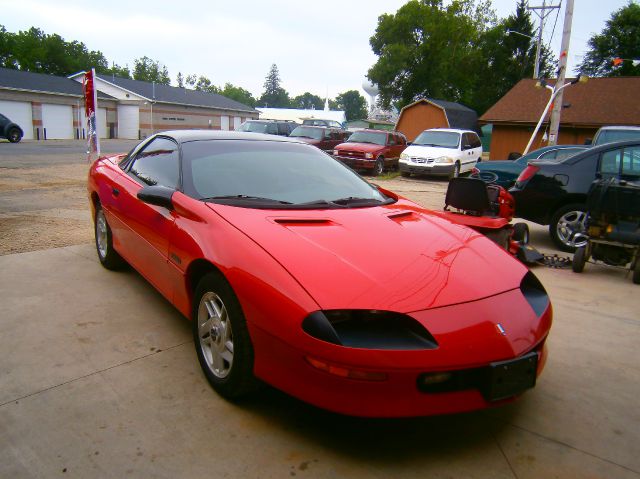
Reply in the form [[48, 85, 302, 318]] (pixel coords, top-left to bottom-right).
[[330, 196, 386, 206], [203, 195, 293, 204]]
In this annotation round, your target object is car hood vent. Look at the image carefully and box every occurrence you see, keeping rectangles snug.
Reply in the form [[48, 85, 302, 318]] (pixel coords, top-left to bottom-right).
[[274, 218, 334, 226]]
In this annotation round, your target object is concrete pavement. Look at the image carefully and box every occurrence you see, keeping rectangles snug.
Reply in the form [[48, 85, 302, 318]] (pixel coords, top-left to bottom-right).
[[0, 243, 639, 478]]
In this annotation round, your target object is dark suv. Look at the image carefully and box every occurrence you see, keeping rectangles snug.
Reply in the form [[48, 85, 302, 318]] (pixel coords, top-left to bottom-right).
[[0, 113, 24, 143], [237, 120, 298, 136], [510, 140, 640, 251]]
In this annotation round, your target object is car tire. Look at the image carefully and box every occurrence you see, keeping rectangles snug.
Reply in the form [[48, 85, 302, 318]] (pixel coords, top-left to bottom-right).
[[192, 271, 258, 399], [449, 162, 461, 179], [372, 157, 384, 176], [572, 246, 587, 273], [94, 203, 126, 270], [7, 127, 22, 143], [549, 203, 588, 252], [512, 222, 530, 244]]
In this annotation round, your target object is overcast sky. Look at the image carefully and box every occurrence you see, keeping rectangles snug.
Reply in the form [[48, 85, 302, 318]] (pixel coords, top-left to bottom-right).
[[1, 0, 630, 100]]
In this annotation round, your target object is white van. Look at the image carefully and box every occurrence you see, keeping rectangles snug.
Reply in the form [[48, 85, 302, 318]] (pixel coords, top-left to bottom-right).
[[399, 128, 482, 178]]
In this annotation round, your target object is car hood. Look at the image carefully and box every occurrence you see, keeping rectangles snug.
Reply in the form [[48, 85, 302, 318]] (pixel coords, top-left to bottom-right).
[[207, 199, 526, 313], [403, 144, 458, 159], [336, 142, 384, 153]]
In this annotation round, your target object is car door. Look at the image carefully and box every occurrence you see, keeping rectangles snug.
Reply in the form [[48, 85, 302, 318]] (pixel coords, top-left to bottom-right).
[[460, 133, 477, 170], [115, 136, 180, 299]]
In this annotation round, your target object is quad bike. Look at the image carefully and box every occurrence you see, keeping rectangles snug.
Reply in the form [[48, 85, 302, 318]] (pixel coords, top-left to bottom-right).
[[433, 177, 543, 264], [572, 177, 640, 284]]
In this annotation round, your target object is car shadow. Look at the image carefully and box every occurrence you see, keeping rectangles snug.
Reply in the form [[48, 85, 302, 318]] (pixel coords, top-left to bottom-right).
[[235, 384, 522, 463]]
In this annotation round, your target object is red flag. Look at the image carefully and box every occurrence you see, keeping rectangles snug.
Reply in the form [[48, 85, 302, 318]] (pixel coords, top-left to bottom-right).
[[83, 69, 100, 160], [613, 57, 623, 66]]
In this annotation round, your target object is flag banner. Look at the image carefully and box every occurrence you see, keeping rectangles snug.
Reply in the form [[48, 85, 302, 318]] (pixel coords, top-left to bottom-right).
[[83, 68, 101, 161], [612, 57, 623, 66]]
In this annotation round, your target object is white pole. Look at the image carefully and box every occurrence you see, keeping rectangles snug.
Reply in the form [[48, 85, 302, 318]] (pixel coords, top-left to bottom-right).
[[92, 68, 100, 156]]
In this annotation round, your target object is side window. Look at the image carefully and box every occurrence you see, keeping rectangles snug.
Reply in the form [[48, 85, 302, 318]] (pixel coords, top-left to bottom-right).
[[622, 146, 640, 177], [387, 134, 396, 146], [129, 137, 179, 188], [599, 149, 621, 176], [461, 133, 471, 149], [277, 123, 289, 135], [472, 134, 481, 148], [266, 123, 278, 134]]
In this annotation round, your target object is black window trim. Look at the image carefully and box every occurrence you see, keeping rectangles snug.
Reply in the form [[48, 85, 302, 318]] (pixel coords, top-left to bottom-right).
[[125, 135, 183, 191]]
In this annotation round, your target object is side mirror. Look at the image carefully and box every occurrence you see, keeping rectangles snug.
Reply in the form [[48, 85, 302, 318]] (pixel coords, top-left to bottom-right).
[[137, 185, 175, 210], [584, 138, 593, 145]]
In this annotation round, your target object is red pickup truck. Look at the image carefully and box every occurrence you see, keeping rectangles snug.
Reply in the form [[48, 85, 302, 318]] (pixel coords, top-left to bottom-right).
[[289, 126, 350, 153], [333, 129, 408, 176]]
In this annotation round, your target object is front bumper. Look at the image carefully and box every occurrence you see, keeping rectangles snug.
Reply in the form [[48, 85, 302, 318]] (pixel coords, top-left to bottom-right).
[[249, 287, 552, 417], [335, 155, 376, 170], [399, 161, 455, 176]]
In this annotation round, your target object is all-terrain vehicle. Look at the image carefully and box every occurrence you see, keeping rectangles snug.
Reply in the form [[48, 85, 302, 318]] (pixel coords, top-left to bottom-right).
[[572, 177, 640, 284]]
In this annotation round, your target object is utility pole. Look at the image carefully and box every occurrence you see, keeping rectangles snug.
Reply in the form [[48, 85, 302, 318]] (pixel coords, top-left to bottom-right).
[[548, 0, 575, 145], [528, 1, 560, 79]]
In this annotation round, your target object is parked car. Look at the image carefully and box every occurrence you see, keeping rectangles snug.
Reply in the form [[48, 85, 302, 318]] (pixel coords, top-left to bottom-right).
[[88, 130, 552, 417], [0, 113, 24, 143], [472, 145, 587, 188], [587, 125, 640, 146], [288, 125, 350, 153], [237, 119, 298, 136], [509, 139, 640, 252], [399, 128, 482, 178], [333, 129, 408, 176], [302, 118, 345, 129]]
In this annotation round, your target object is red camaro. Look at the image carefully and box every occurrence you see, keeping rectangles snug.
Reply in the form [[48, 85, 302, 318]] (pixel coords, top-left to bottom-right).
[[88, 130, 552, 417]]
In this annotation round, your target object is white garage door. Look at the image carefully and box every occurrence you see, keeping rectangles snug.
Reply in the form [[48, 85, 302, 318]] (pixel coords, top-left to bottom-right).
[[0, 100, 33, 139], [42, 104, 73, 139], [117, 105, 139, 139], [220, 116, 230, 131], [233, 116, 241, 130], [84, 108, 108, 139]]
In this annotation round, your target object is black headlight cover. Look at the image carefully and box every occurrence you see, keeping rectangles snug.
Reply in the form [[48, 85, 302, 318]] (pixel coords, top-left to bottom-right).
[[520, 271, 549, 317], [302, 310, 438, 350]]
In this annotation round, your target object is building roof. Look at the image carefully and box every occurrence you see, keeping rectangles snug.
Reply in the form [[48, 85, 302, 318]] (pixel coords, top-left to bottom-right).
[[398, 98, 480, 134], [480, 77, 640, 127], [256, 107, 346, 123], [0, 67, 115, 99], [92, 75, 256, 113]]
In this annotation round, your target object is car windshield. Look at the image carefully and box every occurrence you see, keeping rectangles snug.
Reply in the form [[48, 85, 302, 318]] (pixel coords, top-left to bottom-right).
[[412, 131, 460, 149], [347, 131, 387, 145], [595, 129, 640, 146], [180, 140, 392, 209], [238, 122, 268, 133], [289, 126, 324, 140]]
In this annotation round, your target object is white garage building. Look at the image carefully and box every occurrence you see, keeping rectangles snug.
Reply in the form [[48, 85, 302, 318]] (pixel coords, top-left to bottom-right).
[[0, 67, 258, 140]]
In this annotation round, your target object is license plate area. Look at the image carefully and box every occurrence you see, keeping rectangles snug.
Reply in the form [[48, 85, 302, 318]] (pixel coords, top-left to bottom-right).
[[484, 352, 538, 401]]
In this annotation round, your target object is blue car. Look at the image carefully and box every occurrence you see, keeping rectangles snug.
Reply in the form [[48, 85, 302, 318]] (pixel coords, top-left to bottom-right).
[[472, 145, 587, 188]]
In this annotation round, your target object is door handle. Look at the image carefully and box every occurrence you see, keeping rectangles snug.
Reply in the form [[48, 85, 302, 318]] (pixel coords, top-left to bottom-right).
[[112, 188, 120, 197]]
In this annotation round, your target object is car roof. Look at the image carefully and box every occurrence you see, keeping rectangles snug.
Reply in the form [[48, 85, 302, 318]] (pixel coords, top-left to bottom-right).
[[421, 128, 475, 134], [598, 126, 640, 131], [536, 139, 640, 164], [155, 129, 305, 144]]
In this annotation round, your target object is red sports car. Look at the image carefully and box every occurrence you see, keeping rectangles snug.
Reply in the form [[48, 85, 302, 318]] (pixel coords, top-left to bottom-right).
[[88, 130, 552, 417]]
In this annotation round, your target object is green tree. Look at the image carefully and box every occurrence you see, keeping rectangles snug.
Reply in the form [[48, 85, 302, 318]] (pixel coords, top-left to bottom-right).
[[194, 75, 219, 93], [578, 2, 640, 77], [0, 26, 17, 68], [368, 0, 494, 111], [221, 83, 256, 107], [258, 64, 291, 107], [472, 0, 555, 113], [185, 74, 197, 88], [101, 62, 131, 79], [335, 90, 368, 120], [176, 72, 184, 87], [133, 56, 170, 84], [292, 92, 323, 109]]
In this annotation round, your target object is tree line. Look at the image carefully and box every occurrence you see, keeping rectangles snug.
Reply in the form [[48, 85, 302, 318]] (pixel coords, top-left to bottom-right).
[[0, 26, 367, 120]]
